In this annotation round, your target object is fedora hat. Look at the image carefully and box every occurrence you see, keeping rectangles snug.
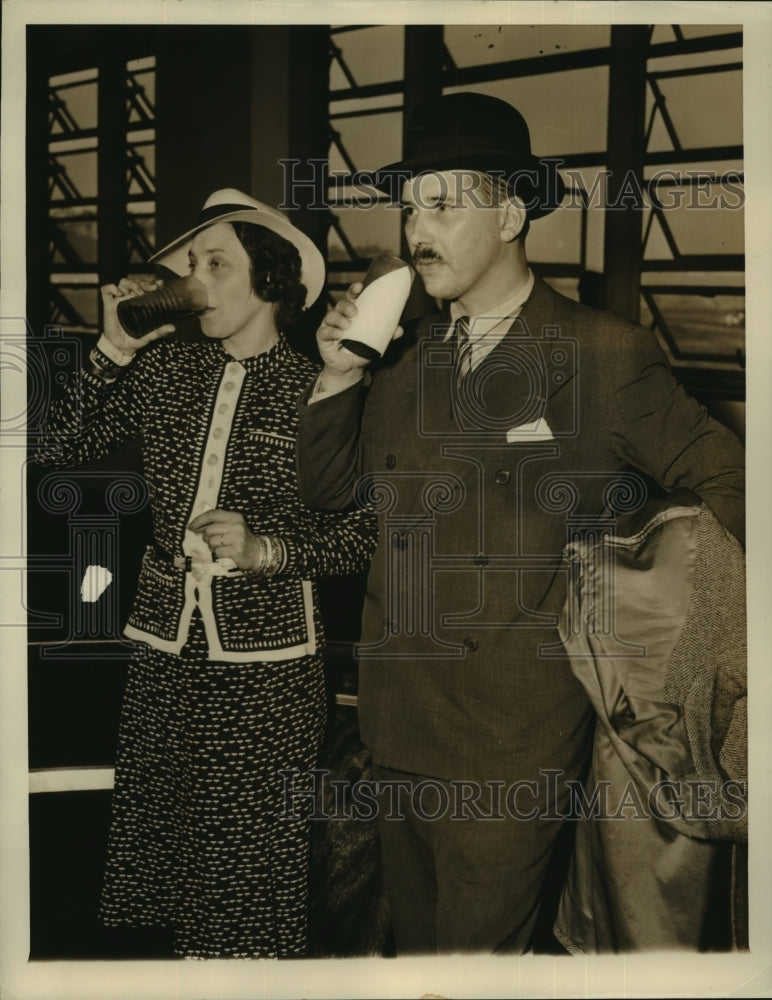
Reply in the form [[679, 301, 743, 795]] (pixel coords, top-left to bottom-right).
[[149, 188, 326, 307], [374, 92, 565, 218]]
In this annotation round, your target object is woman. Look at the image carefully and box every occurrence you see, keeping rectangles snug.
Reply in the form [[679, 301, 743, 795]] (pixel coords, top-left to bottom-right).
[[35, 189, 377, 959]]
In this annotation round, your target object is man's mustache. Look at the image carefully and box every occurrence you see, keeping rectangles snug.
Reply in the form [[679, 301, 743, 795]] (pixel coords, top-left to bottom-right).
[[412, 249, 443, 265]]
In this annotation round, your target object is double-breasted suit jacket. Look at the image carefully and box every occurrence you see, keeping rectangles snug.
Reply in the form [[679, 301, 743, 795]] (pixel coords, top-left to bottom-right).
[[297, 276, 745, 786]]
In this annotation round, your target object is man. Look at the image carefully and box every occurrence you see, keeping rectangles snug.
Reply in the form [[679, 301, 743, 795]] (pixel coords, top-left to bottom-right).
[[295, 93, 745, 953]]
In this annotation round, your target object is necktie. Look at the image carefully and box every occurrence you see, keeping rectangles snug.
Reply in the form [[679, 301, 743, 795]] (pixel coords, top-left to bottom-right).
[[454, 316, 472, 388]]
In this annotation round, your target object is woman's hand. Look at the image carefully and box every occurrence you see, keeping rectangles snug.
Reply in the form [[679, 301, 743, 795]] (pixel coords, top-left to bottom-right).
[[188, 508, 267, 573], [101, 276, 175, 355]]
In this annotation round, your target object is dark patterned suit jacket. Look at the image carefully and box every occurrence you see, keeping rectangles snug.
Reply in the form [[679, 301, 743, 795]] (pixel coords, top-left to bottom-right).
[[297, 276, 745, 784]]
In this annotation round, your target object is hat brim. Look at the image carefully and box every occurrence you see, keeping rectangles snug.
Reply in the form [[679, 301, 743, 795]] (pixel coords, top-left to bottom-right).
[[148, 208, 326, 308], [373, 151, 565, 219]]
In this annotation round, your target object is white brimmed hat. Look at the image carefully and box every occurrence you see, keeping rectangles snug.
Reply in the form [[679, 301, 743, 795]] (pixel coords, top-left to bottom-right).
[[149, 188, 326, 307]]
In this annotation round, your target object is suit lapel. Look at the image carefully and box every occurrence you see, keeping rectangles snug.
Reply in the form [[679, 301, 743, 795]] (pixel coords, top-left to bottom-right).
[[388, 278, 576, 445], [473, 277, 577, 436]]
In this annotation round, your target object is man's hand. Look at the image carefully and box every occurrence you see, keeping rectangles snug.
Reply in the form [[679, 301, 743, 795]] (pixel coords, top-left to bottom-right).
[[188, 508, 266, 572], [101, 276, 175, 355], [317, 282, 369, 377], [314, 281, 404, 398]]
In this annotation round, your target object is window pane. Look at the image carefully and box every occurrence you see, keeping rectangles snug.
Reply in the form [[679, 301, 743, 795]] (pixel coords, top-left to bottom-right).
[[330, 26, 404, 91], [329, 109, 402, 176], [50, 286, 100, 329], [49, 78, 98, 133], [679, 24, 742, 40], [444, 67, 610, 158], [50, 216, 98, 266], [646, 69, 743, 152], [650, 25, 741, 44], [49, 150, 98, 202], [641, 291, 744, 362], [328, 203, 402, 262], [527, 198, 585, 267], [642, 199, 744, 258], [445, 23, 610, 67]]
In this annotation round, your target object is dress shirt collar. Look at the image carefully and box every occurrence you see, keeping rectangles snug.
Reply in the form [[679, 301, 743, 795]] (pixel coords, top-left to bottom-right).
[[448, 269, 535, 337]]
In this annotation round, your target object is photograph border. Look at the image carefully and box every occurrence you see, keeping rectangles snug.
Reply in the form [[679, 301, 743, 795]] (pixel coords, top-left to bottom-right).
[[2, 2, 771, 998]]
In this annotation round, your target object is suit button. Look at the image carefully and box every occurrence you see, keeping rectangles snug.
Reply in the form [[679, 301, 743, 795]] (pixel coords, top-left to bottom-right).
[[495, 469, 511, 485], [463, 636, 479, 652], [474, 553, 489, 567], [385, 454, 397, 469]]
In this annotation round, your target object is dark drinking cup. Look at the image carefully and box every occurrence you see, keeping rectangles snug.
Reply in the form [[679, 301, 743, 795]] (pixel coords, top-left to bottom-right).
[[117, 274, 208, 339]]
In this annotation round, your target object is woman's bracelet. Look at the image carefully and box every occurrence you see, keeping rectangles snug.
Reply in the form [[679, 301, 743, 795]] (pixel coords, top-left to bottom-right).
[[255, 535, 285, 577]]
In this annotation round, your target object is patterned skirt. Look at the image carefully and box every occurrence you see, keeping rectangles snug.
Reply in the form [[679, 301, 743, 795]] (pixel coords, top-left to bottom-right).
[[98, 613, 326, 958]]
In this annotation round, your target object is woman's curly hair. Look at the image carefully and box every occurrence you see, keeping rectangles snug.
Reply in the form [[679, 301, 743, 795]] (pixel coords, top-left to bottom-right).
[[231, 221, 308, 332]]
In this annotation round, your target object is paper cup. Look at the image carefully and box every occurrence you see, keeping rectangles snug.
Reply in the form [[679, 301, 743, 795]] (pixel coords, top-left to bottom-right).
[[340, 255, 415, 361]]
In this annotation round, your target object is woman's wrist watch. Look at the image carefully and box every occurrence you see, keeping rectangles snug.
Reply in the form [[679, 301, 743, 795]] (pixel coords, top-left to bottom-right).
[[87, 345, 124, 383], [86, 335, 135, 383]]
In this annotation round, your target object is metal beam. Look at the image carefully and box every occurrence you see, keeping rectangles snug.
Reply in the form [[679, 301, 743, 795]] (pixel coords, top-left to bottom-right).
[[641, 256, 745, 271], [647, 31, 742, 59], [288, 27, 333, 255], [401, 26, 446, 308], [603, 26, 649, 323], [404, 26, 445, 125]]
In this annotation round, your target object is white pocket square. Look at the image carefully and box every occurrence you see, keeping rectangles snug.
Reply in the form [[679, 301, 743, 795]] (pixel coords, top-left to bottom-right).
[[506, 417, 554, 443]]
